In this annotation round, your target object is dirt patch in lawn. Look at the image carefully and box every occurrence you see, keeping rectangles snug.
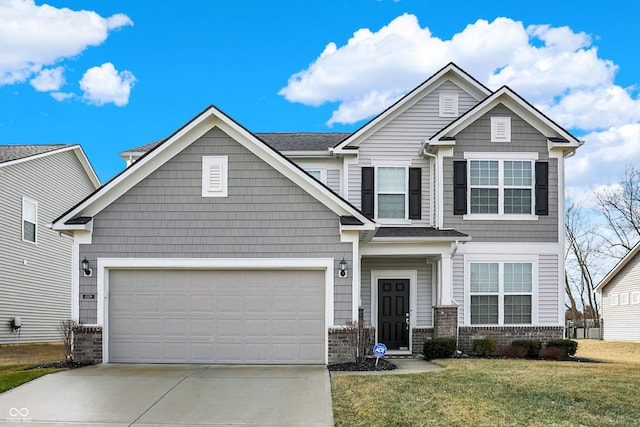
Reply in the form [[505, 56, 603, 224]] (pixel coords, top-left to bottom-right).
[[0, 342, 66, 366], [575, 339, 640, 365]]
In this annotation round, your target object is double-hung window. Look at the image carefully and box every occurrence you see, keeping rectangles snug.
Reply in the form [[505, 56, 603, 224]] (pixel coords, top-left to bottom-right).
[[469, 261, 533, 325], [22, 197, 38, 243], [376, 167, 407, 219], [464, 154, 537, 218]]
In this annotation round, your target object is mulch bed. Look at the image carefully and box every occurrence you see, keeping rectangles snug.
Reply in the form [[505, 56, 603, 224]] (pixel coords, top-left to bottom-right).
[[23, 361, 93, 370], [328, 358, 397, 371]]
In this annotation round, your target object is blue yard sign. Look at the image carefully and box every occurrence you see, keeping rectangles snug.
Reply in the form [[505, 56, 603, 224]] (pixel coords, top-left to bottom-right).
[[373, 343, 387, 366]]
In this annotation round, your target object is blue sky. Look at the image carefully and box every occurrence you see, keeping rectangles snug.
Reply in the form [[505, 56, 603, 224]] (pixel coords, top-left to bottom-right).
[[1, 0, 638, 202]]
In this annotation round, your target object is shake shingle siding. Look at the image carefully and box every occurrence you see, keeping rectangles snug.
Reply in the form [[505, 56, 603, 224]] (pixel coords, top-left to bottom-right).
[[0, 150, 96, 343], [443, 104, 559, 242], [79, 127, 352, 325]]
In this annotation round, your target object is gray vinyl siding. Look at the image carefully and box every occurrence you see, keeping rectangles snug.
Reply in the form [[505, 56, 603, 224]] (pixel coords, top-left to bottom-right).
[[443, 104, 559, 242], [360, 258, 433, 327], [601, 254, 640, 341], [0, 150, 96, 343], [452, 254, 465, 324], [326, 169, 341, 194], [79, 127, 352, 325], [349, 81, 477, 224], [538, 254, 561, 325]]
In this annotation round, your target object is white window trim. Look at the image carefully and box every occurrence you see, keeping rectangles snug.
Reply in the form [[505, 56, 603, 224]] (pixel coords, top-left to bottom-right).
[[439, 92, 458, 117], [464, 254, 538, 326], [620, 292, 629, 305], [202, 156, 228, 197], [374, 165, 410, 224], [464, 152, 538, 220], [491, 117, 511, 142], [22, 196, 38, 244], [631, 291, 640, 305]]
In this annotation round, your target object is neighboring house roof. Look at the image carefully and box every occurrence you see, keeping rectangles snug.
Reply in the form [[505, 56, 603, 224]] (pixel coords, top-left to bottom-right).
[[333, 62, 492, 153], [427, 85, 582, 152], [595, 242, 640, 292], [0, 144, 101, 188], [52, 105, 376, 233]]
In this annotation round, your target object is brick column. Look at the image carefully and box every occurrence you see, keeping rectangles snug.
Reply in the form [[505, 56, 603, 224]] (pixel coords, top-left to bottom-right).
[[72, 325, 102, 364], [434, 306, 458, 338]]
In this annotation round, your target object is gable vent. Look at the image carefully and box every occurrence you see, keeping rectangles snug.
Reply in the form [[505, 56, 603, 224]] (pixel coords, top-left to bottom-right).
[[439, 93, 458, 117], [202, 156, 228, 197], [491, 117, 511, 142], [208, 164, 222, 192]]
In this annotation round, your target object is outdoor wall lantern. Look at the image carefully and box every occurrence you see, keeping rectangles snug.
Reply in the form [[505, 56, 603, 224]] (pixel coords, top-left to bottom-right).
[[81, 257, 92, 277], [339, 258, 348, 278]]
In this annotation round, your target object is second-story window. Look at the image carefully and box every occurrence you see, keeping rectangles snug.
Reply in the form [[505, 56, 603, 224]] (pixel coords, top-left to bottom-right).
[[469, 160, 533, 215], [377, 167, 407, 219]]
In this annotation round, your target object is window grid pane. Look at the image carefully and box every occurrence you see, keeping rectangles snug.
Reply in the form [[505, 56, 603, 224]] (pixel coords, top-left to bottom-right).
[[378, 194, 405, 219], [504, 189, 532, 214], [23, 221, 36, 242], [470, 161, 499, 186], [471, 295, 499, 324], [470, 188, 498, 214], [504, 295, 532, 324], [470, 263, 499, 292], [504, 263, 533, 292], [378, 167, 406, 192], [504, 161, 532, 186]]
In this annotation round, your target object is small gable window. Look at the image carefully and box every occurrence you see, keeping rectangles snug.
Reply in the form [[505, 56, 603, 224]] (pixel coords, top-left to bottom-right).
[[306, 169, 326, 183], [22, 197, 38, 243], [439, 93, 458, 117], [202, 156, 228, 197], [491, 117, 511, 142]]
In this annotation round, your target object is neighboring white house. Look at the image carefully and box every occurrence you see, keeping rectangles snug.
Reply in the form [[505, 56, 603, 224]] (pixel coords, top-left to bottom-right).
[[0, 145, 100, 344], [596, 242, 640, 342]]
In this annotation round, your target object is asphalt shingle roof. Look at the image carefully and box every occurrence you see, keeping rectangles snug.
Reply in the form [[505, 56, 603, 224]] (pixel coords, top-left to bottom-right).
[[374, 227, 469, 239], [0, 144, 70, 163]]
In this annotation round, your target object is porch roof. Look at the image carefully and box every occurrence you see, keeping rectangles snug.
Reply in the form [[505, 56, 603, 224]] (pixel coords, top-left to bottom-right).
[[372, 227, 470, 241]]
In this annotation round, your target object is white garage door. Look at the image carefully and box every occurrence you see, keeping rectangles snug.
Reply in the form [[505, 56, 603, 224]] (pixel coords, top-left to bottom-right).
[[108, 269, 325, 364]]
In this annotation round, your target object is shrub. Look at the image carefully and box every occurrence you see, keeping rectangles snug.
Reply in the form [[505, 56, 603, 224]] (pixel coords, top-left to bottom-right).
[[472, 338, 498, 357], [497, 345, 528, 359], [546, 339, 578, 356], [539, 346, 568, 361], [423, 338, 457, 360], [511, 340, 542, 359], [342, 321, 376, 364]]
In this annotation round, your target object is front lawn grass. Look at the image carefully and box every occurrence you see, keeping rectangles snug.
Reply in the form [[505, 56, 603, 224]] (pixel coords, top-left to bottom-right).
[[331, 359, 640, 426], [0, 343, 68, 393]]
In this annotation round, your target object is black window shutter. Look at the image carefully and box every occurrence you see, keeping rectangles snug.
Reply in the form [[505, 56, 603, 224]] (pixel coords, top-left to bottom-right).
[[453, 161, 467, 215], [535, 161, 549, 216], [409, 167, 422, 219], [361, 167, 374, 218]]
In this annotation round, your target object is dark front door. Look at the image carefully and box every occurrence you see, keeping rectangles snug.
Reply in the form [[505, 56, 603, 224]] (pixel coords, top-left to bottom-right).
[[378, 279, 410, 350]]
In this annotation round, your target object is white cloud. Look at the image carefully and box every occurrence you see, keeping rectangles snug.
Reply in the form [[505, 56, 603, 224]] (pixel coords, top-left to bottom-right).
[[279, 14, 635, 133], [79, 63, 136, 106], [29, 66, 65, 91], [0, 0, 132, 94], [50, 92, 75, 102]]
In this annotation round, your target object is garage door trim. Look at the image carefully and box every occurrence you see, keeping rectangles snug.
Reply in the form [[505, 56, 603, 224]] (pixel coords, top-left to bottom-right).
[[97, 257, 335, 364]]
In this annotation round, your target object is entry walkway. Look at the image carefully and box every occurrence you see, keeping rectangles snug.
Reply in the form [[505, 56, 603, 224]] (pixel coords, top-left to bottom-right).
[[330, 357, 443, 376]]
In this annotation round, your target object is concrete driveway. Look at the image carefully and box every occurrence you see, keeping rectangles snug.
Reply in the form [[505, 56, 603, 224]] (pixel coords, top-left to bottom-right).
[[0, 364, 334, 426]]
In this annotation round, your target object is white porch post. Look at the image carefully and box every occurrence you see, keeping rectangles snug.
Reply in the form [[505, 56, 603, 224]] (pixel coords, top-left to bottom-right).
[[439, 253, 452, 306]]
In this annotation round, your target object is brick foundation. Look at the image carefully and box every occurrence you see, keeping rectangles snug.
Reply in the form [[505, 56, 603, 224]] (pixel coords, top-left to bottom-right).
[[434, 306, 458, 338], [328, 325, 375, 364], [411, 327, 434, 355], [72, 325, 102, 364], [458, 326, 564, 353]]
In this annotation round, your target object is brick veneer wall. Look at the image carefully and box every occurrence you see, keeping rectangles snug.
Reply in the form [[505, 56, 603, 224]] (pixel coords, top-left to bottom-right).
[[411, 327, 434, 355], [328, 326, 375, 364], [72, 325, 102, 364], [458, 326, 564, 353], [434, 306, 458, 338]]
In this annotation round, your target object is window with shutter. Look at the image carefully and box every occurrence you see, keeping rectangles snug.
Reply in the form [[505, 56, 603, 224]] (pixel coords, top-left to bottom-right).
[[439, 93, 458, 117], [491, 117, 511, 142], [202, 156, 228, 197]]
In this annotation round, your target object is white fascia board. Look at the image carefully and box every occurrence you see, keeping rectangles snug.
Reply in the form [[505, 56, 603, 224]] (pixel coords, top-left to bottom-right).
[[595, 243, 640, 292], [0, 145, 75, 169], [334, 64, 491, 153], [71, 146, 101, 188]]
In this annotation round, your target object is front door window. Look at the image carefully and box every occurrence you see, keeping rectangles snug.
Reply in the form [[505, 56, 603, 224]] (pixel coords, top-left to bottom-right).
[[378, 279, 410, 350]]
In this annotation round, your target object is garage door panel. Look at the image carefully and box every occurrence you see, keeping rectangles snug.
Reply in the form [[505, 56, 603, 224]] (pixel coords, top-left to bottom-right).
[[109, 269, 325, 364]]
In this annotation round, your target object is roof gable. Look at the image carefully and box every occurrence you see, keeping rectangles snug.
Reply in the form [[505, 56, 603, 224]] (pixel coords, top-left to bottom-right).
[[428, 86, 581, 151], [53, 105, 374, 231], [333, 63, 491, 153], [0, 144, 100, 188], [596, 242, 640, 292]]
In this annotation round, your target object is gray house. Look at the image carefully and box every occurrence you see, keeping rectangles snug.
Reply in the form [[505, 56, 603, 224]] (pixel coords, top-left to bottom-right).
[[53, 64, 581, 364], [1, 145, 100, 344], [596, 242, 640, 342]]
